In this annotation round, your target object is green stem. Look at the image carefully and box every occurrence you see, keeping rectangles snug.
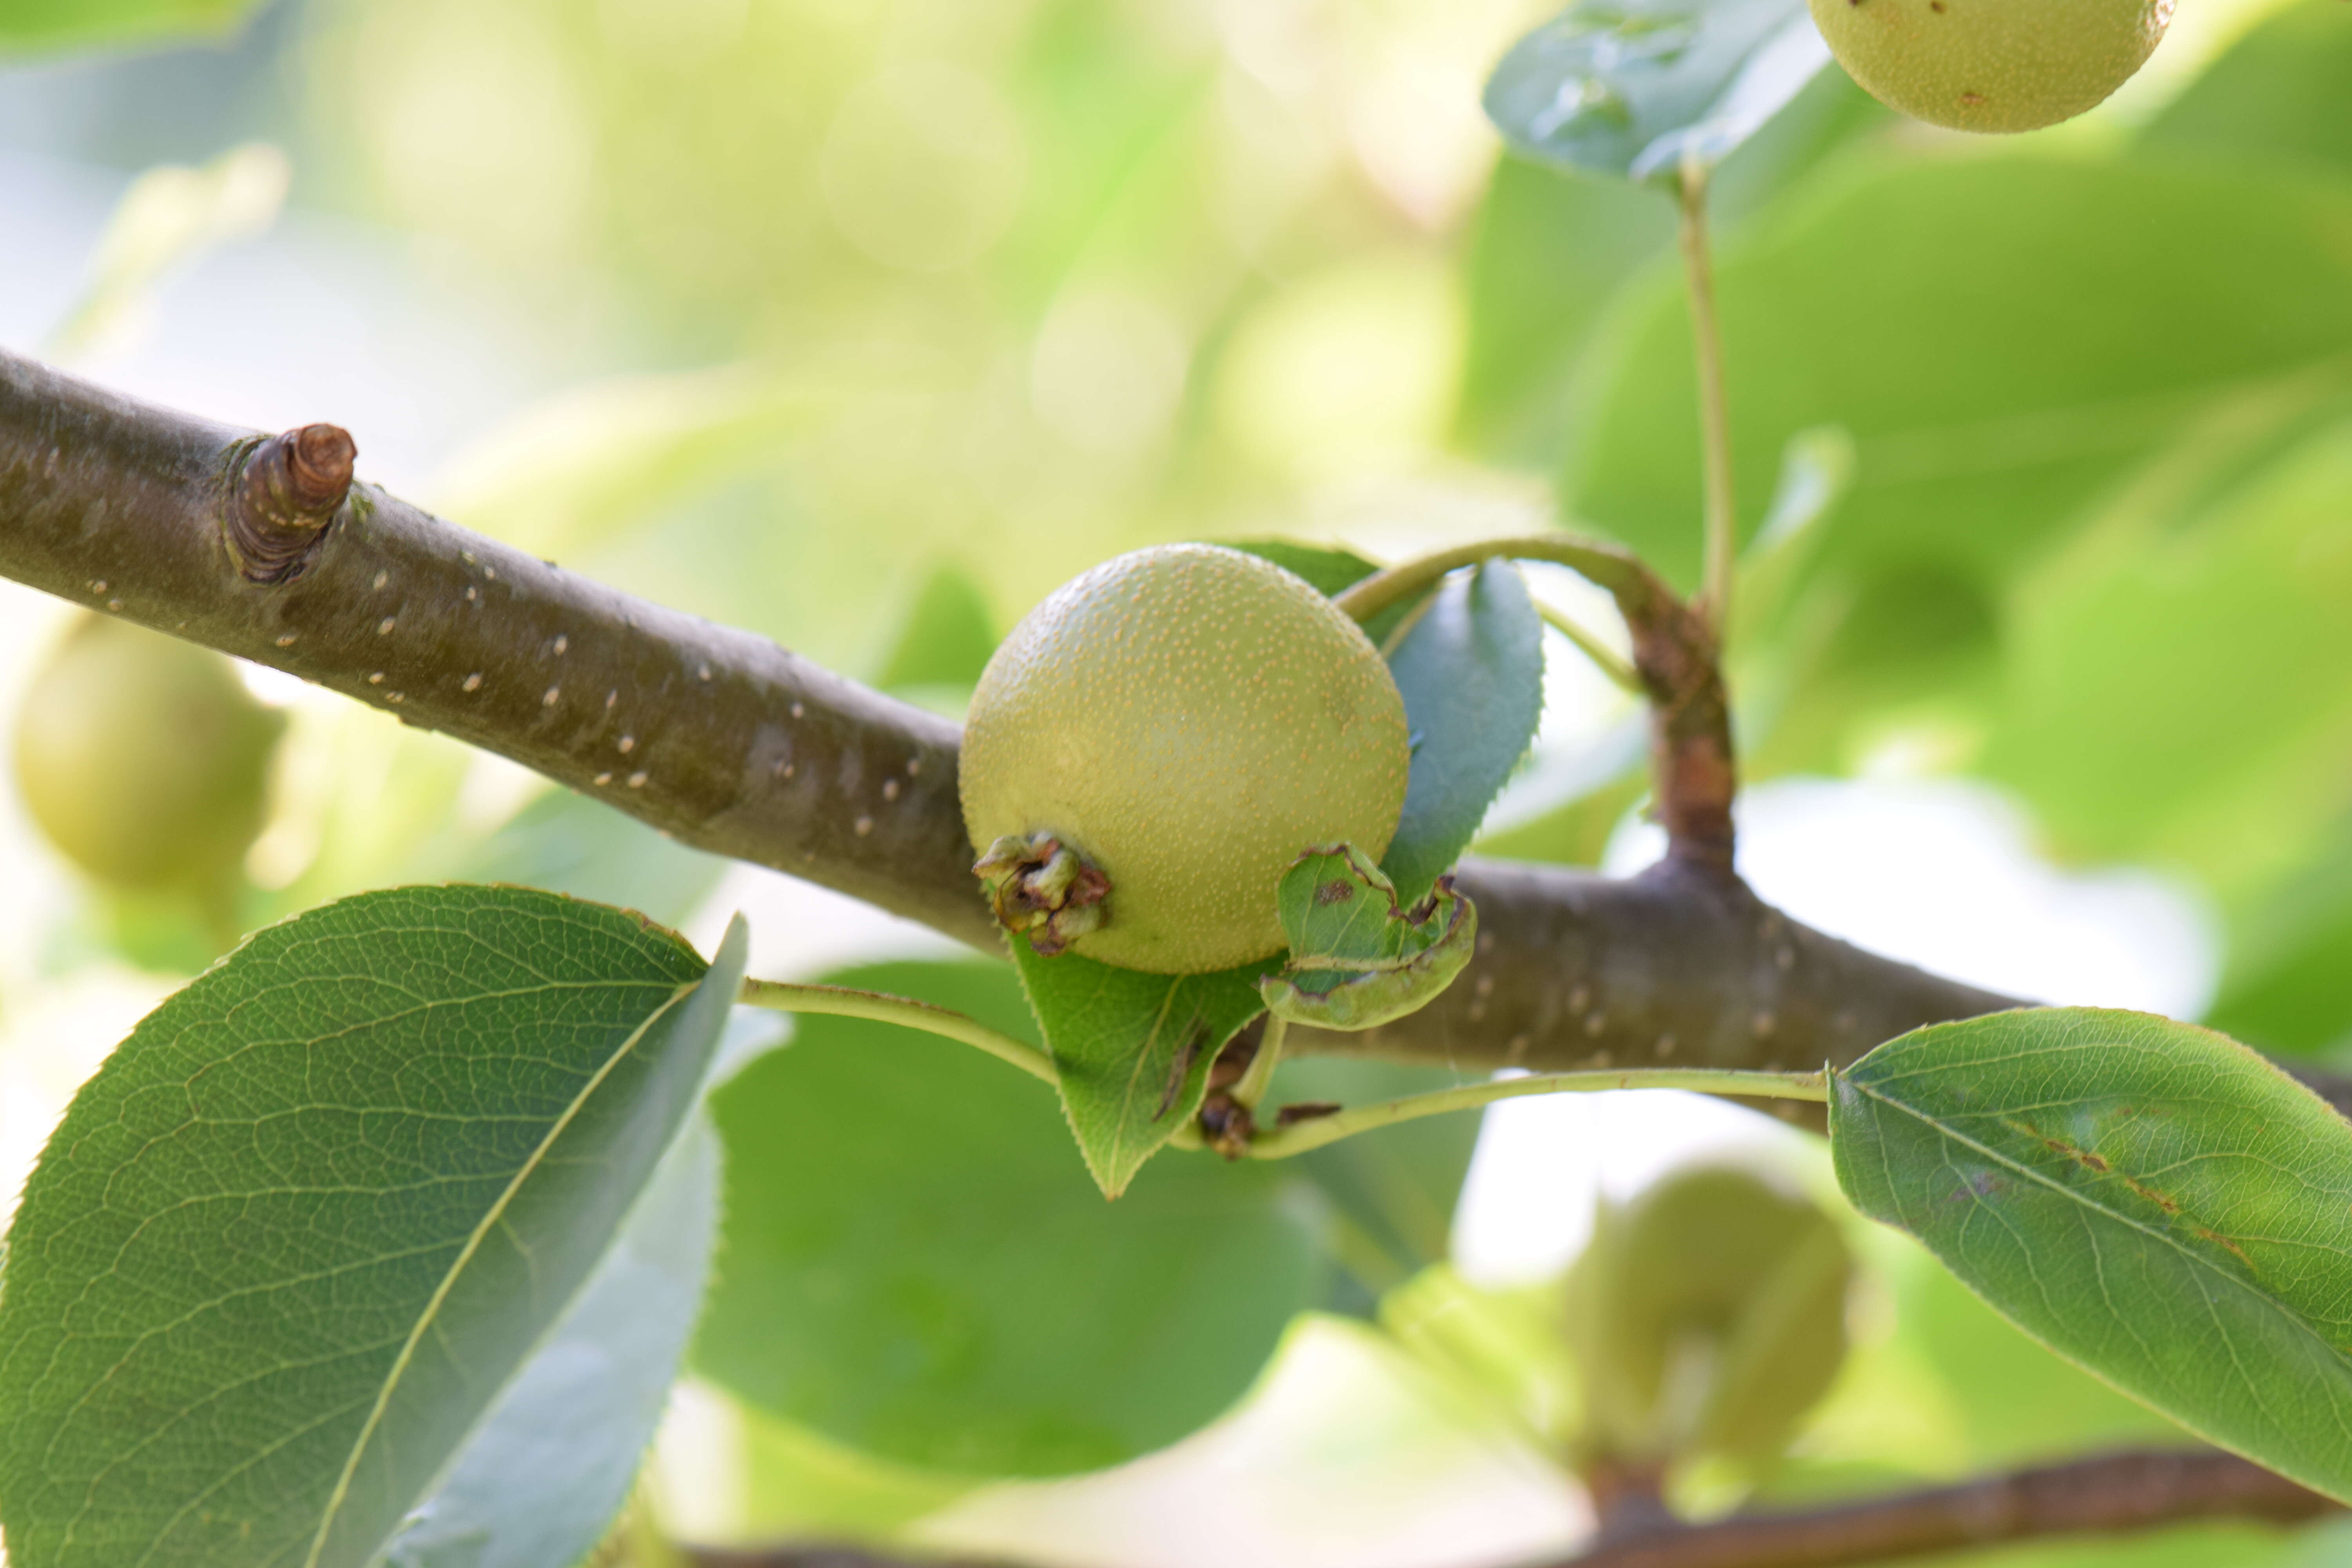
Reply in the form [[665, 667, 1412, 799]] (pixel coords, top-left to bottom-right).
[[1230, 1014, 1287, 1112], [1535, 602, 1642, 695], [1333, 536, 1648, 627], [1243, 1066, 1830, 1159], [1679, 164, 1737, 631], [737, 976, 1060, 1085]]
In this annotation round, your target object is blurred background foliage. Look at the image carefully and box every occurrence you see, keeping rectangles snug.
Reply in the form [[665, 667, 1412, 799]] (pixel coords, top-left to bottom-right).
[[7, 0, 2352, 1563]]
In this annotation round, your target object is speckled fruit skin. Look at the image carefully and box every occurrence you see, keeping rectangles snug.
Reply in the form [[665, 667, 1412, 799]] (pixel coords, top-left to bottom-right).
[[1810, 0, 2173, 133], [961, 544, 1410, 975], [12, 615, 283, 891]]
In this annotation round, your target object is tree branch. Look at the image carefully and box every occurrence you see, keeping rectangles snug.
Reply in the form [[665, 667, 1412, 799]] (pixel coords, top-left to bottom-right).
[[672, 1450, 2334, 1568], [1557, 1448, 2335, 1568], [4, 349, 2343, 1108]]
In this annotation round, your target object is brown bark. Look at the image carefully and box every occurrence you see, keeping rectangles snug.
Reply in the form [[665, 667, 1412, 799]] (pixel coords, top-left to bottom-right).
[[675, 1450, 2336, 1568], [0, 350, 2037, 1086]]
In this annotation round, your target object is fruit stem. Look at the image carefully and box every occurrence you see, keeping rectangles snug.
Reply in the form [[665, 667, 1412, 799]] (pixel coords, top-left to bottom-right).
[[1534, 602, 1642, 695], [1333, 535, 1648, 626], [1230, 1014, 1287, 1113], [738, 976, 1060, 1085], [1679, 162, 1737, 633], [1241, 1065, 1829, 1159]]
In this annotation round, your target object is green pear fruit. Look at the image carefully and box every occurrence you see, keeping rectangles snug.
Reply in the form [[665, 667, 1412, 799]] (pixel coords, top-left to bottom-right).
[[13, 615, 283, 893], [1809, 0, 2174, 133], [1567, 1165, 1852, 1468], [960, 544, 1410, 974]]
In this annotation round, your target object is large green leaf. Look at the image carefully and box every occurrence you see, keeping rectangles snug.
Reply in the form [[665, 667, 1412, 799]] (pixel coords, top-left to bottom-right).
[[384, 1115, 722, 1568], [872, 561, 999, 693], [0, 0, 259, 51], [463, 786, 728, 930], [1459, 71, 1881, 464], [1831, 1007, 2352, 1503], [0, 887, 744, 1568], [1276, 1060, 1483, 1317], [1980, 414, 2352, 884], [695, 961, 1323, 1476], [1382, 559, 1546, 906], [1484, 0, 1832, 187], [2140, 0, 2352, 181], [1010, 940, 1273, 1197], [1570, 158, 2352, 594]]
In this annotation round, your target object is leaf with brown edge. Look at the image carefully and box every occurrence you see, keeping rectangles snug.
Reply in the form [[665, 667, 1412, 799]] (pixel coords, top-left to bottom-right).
[[1831, 1005, 2352, 1504]]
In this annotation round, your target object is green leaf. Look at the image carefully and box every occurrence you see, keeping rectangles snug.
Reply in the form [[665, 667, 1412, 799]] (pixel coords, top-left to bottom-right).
[[1258, 847, 1479, 1033], [1219, 539, 1380, 598], [463, 786, 728, 930], [0, 886, 745, 1568], [2140, 0, 2352, 181], [384, 1114, 722, 1568], [1221, 538, 1419, 647], [1980, 413, 2352, 885], [695, 961, 1323, 1476], [1009, 941, 1272, 1197], [1381, 559, 1546, 906], [430, 366, 810, 558], [0, 0, 260, 52], [48, 144, 288, 361], [1572, 158, 2352, 595], [1276, 1060, 1484, 1315], [1483, 0, 1831, 187], [872, 561, 998, 692], [1830, 1006, 2352, 1503]]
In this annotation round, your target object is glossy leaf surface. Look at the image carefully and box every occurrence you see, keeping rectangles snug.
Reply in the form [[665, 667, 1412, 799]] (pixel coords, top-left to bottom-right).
[[696, 961, 1322, 1476], [1832, 1007, 2352, 1503], [0, 887, 743, 1568], [1485, 0, 1831, 186]]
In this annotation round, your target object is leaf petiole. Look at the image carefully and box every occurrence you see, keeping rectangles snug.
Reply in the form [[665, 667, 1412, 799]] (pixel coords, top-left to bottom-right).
[[1333, 535, 1649, 627], [1534, 601, 1642, 693], [1241, 1065, 1830, 1159], [737, 976, 1060, 1085], [1229, 1014, 1287, 1112]]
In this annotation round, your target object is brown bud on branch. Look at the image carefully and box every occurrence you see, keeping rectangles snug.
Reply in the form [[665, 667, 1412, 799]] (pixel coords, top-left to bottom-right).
[[225, 422, 356, 584]]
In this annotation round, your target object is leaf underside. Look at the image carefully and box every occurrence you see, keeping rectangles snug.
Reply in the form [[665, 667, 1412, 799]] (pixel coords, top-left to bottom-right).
[[1381, 559, 1546, 907], [1831, 1006, 2352, 1504]]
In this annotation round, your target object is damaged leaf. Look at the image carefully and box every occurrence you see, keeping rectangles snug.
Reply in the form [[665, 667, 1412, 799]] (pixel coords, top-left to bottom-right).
[[1259, 846, 1479, 1032]]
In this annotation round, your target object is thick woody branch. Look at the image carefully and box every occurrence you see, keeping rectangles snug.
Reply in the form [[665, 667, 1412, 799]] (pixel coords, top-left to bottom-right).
[[2, 349, 2336, 1105], [675, 1451, 2334, 1568]]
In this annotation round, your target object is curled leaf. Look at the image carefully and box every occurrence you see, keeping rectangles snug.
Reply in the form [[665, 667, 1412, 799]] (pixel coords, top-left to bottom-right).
[[1258, 846, 1478, 1031]]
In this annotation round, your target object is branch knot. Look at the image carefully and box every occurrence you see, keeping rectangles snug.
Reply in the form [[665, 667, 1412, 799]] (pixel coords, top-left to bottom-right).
[[226, 423, 355, 584]]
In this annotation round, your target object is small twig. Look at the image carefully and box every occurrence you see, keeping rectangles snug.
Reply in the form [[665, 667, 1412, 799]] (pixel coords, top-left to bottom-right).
[[1550, 1448, 2334, 1568], [1243, 1066, 1829, 1159], [1678, 165, 1736, 633], [737, 976, 1058, 1084]]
